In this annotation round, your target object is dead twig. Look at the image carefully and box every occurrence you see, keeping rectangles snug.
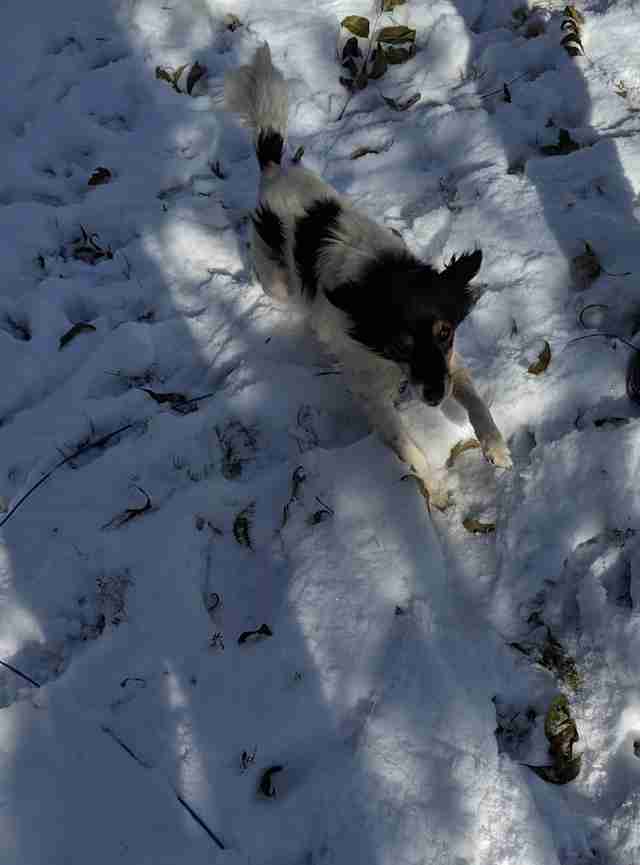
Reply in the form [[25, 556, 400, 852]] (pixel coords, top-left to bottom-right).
[[0, 423, 135, 529], [0, 659, 41, 687], [102, 485, 152, 529]]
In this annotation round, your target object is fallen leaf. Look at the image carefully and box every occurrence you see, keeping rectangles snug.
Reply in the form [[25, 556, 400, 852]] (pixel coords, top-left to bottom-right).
[[463, 517, 496, 534], [238, 623, 273, 644], [527, 340, 551, 375], [525, 695, 581, 784], [223, 12, 241, 30], [368, 47, 388, 80], [381, 44, 416, 64], [382, 92, 420, 111], [88, 167, 112, 186], [571, 241, 601, 289], [258, 765, 283, 798], [539, 128, 581, 156], [377, 25, 416, 44], [526, 757, 582, 784], [233, 502, 255, 549], [341, 15, 370, 38]]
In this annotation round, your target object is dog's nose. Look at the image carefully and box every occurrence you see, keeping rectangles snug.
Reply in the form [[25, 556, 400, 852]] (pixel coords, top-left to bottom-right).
[[423, 385, 443, 406]]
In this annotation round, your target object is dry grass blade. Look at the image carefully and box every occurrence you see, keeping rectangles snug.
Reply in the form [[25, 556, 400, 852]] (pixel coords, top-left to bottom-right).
[[0, 422, 135, 528], [101, 726, 226, 849], [102, 485, 152, 529], [138, 387, 194, 412], [351, 144, 389, 159], [578, 303, 609, 329], [72, 225, 113, 264], [0, 659, 41, 687], [446, 438, 481, 468], [59, 322, 96, 350]]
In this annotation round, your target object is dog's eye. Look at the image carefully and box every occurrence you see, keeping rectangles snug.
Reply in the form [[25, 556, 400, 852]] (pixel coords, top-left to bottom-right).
[[436, 322, 453, 344]]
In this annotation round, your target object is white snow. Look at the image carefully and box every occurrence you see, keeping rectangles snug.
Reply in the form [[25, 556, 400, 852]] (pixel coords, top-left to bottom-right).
[[1, 0, 640, 862]]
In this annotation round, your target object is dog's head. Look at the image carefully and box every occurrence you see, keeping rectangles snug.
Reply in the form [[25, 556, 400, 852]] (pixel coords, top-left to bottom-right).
[[328, 248, 483, 407]]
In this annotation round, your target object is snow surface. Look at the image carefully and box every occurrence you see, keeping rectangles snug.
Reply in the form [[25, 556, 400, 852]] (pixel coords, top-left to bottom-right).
[[1, 0, 640, 862]]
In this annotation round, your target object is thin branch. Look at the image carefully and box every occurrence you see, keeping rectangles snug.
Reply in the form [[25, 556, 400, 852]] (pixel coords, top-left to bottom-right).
[[0, 423, 134, 529], [101, 725, 225, 850], [0, 659, 41, 687], [175, 794, 225, 850], [565, 333, 640, 352], [478, 70, 531, 100]]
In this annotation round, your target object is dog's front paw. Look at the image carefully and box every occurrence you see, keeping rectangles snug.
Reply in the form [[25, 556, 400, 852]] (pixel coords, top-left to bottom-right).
[[428, 484, 453, 511], [403, 473, 452, 511], [481, 436, 513, 470]]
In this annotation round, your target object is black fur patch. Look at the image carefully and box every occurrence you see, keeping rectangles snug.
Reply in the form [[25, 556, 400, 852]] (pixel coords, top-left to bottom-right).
[[327, 248, 481, 405], [256, 128, 284, 170], [293, 199, 342, 299], [327, 251, 431, 354], [252, 204, 286, 267]]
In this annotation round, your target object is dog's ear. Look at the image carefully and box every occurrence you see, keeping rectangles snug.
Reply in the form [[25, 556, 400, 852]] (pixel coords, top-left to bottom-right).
[[442, 249, 482, 287]]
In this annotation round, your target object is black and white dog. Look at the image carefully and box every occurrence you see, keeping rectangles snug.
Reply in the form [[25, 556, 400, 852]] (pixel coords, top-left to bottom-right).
[[225, 44, 511, 508]]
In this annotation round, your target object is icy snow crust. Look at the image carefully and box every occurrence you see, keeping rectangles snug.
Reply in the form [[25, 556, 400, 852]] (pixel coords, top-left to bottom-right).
[[1, 0, 640, 862]]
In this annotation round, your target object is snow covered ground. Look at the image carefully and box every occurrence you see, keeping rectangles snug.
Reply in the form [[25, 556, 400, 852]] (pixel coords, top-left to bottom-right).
[[1, 0, 640, 862]]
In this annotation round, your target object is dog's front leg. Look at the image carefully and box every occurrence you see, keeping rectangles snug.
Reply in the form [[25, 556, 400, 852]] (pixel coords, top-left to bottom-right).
[[450, 357, 512, 469], [361, 396, 450, 510]]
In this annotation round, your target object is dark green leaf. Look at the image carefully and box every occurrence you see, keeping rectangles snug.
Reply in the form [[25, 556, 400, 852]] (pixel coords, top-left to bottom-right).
[[341, 16, 370, 38]]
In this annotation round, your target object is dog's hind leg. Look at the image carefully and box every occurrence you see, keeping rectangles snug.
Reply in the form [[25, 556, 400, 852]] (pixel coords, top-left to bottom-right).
[[251, 222, 291, 302], [449, 355, 512, 469]]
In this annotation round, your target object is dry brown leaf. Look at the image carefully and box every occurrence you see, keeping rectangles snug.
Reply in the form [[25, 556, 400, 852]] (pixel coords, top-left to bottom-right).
[[527, 340, 551, 375], [571, 241, 601, 289], [463, 517, 496, 534], [377, 25, 416, 43], [88, 167, 112, 187]]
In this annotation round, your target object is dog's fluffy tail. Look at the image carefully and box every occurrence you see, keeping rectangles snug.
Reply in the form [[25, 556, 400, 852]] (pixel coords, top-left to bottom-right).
[[224, 43, 288, 171]]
